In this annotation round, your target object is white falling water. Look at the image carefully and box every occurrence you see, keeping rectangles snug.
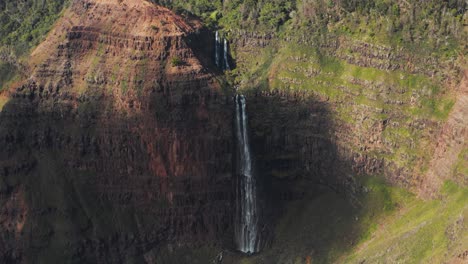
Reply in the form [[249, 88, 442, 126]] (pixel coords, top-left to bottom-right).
[[215, 31, 220, 67], [234, 94, 258, 254], [223, 38, 230, 71]]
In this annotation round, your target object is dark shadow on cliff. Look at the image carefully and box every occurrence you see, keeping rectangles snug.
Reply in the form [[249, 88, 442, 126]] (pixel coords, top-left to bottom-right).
[[219, 88, 390, 264], [0, 71, 235, 263], [0, 78, 395, 264], [185, 28, 236, 76], [0, 14, 393, 263]]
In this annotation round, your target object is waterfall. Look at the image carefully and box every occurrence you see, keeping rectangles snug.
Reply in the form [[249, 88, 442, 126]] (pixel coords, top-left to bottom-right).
[[216, 34, 256, 252], [214, 31, 231, 71], [223, 38, 230, 71], [215, 31, 220, 67], [234, 94, 258, 254]]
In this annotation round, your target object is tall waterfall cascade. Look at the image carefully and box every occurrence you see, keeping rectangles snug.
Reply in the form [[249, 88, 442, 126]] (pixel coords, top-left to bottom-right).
[[214, 31, 259, 253], [234, 94, 259, 254]]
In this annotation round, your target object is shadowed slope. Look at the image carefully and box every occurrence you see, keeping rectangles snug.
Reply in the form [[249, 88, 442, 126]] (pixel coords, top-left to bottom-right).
[[0, 0, 234, 262]]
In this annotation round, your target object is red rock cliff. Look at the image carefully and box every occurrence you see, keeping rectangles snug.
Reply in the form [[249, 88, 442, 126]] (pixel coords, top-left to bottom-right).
[[0, 0, 233, 262]]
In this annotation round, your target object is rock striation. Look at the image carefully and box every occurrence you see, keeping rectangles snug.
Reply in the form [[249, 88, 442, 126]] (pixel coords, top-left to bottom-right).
[[0, 0, 234, 262]]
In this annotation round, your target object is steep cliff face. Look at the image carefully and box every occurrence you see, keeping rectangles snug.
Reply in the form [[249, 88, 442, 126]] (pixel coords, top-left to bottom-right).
[[230, 29, 466, 194], [0, 0, 466, 263], [0, 0, 233, 262], [219, 22, 467, 263]]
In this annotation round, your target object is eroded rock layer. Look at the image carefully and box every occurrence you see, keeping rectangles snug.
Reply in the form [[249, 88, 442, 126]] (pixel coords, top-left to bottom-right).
[[0, 0, 233, 262]]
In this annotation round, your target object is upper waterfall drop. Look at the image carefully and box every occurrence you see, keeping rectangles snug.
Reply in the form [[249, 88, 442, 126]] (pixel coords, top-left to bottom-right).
[[223, 38, 230, 71], [215, 31, 220, 67], [234, 94, 259, 254], [214, 31, 231, 71]]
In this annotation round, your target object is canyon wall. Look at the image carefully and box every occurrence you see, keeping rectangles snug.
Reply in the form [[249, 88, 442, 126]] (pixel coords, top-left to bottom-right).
[[0, 0, 234, 262], [230, 29, 466, 198], [0, 0, 466, 263]]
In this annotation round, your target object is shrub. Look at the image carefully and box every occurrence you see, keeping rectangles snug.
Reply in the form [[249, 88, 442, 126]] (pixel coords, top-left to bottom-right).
[[171, 56, 183, 66]]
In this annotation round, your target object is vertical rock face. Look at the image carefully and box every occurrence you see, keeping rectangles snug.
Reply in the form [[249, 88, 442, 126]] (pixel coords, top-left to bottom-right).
[[247, 91, 353, 196], [0, 0, 233, 262]]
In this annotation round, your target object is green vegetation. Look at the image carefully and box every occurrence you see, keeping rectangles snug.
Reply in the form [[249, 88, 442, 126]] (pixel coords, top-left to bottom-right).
[[153, 0, 465, 55], [171, 56, 184, 67], [0, 61, 16, 91], [0, 0, 69, 53], [229, 2, 463, 183], [221, 23, 466, 258], [345, 181, 467, 263], [0, 0, 69, 93], [121, 76, 129, 94], [453, 148, 468, 183], [134, 57, 149, 96], [152, 0, 295, 31]]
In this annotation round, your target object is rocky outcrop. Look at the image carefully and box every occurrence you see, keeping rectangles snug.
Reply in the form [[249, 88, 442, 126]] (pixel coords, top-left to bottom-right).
[[0, 0, 233, 262], [422, 70, 468, 196]]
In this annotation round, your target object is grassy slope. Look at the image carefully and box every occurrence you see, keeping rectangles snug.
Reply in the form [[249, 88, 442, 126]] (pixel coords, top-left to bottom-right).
[[344, 181, 467, 264]]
